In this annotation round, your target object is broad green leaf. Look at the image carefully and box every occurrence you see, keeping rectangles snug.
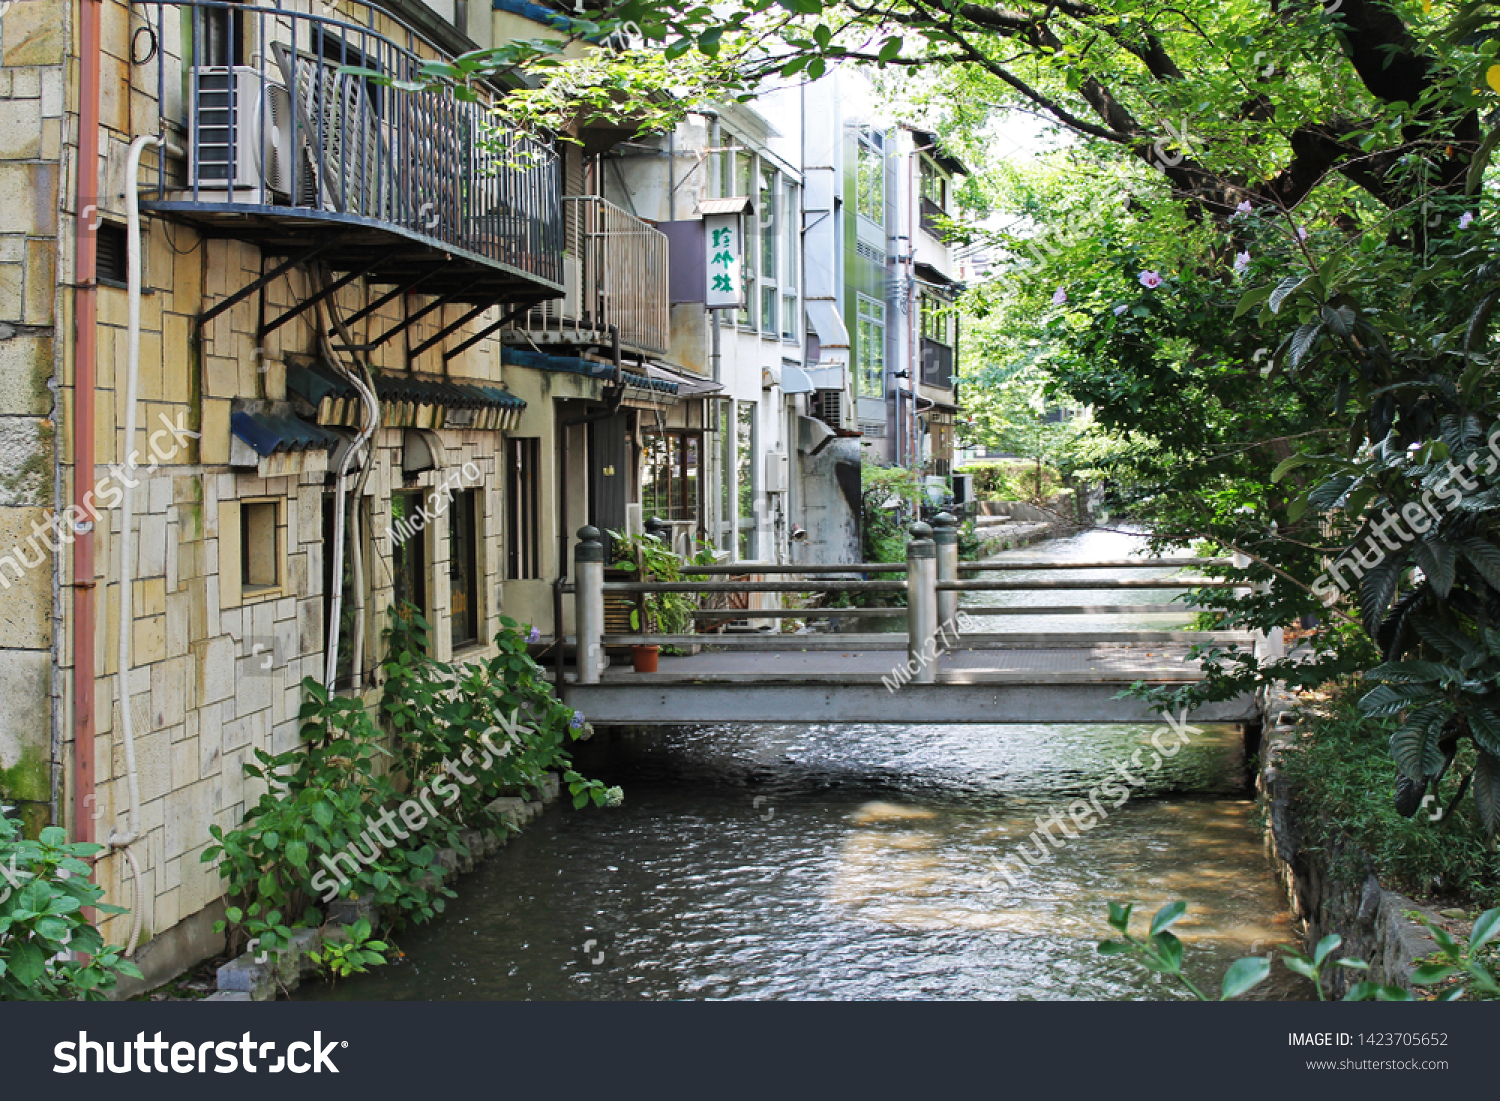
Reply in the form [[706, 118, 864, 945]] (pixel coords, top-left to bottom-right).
[[1221, 956, 1271, 999]]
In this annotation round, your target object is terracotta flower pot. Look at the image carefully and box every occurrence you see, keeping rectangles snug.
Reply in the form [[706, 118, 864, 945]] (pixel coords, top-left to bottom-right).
[[632, 644, 660, 673]]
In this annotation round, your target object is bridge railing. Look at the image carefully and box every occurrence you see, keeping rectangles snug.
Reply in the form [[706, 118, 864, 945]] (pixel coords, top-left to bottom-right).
[[567, 517, 1250, 685]]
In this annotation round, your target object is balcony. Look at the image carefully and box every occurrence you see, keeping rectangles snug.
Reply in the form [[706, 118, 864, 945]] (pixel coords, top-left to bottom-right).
[[511, 195, 669, 356], [132, 0, 564, 306]]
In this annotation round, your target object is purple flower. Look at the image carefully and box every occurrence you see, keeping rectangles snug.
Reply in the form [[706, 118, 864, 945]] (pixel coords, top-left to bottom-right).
[[1051, 287, 1067, 306], [1233, 250, 1251, 272], [569, 711, 585, 729], [1138, 270, 1163, 289], [1460, 211, 1475, 229], [1112, 304, 1128, 316], [527, 626, 542, 644], [1296, 226, 1308, 241], [1235, 200, 1253, 215]]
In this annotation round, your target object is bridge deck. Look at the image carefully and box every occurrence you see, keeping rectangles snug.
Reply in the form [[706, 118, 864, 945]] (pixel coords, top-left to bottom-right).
[[561, 644, 1256, 725]]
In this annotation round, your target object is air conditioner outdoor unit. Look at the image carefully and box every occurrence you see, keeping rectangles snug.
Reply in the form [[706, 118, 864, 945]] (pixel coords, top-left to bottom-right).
[[189, 66, 294, 201]]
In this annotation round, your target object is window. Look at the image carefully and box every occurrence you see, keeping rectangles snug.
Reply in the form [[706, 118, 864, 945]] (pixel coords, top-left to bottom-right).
[[448, 489, 480, 649], [390, 492, 428, 616], [921, 294, 952, 346], [322, 494, 359, 689], [642, 431, 701, 523], [241, 500, 279, 594], [736, 402, 756, 560], [759, 166, 778, 336], [782, 182, 799, 340], [506, 438, 540, 580], [856, 295, 885, 398], [857, 134, 884, 224], [920, 157, 948, 211]]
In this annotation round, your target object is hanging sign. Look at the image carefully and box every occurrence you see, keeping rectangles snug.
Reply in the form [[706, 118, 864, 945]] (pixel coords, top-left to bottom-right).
[[704, 213, 744, 309]]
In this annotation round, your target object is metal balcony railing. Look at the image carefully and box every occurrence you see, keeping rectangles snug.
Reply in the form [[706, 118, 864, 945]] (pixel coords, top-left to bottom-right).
[[130, 0, 564, 289], [514, 195, 669, 355]]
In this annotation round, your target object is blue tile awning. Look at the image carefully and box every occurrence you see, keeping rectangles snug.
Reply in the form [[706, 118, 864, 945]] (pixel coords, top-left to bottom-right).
[[285, 358, 527, 430], [230, 408, 342, 458], [502, 348, 679, 396]]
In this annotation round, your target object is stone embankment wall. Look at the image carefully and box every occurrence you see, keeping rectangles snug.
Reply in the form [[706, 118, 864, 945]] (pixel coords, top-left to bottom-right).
[[1257, 691, 1440, 993]]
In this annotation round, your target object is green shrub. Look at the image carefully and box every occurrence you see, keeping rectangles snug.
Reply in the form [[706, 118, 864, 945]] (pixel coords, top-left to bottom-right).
[[1281, 691, 1500, 906], [0, 817, 142, 1000]]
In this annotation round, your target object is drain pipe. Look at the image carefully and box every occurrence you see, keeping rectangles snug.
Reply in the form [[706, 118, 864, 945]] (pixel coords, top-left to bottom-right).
[[106, 133, 163, 957], [71, 0, 103, 853], [553, 325, 624, 683]]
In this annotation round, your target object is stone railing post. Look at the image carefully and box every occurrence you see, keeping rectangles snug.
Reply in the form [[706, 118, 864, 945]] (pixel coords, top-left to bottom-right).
[[907, 522, 938, 684], [575, 525, 605, 684], [931, 511, 959, 634]]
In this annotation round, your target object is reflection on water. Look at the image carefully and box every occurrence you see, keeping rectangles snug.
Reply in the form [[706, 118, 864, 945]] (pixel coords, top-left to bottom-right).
[[300, 720, 1299, 1001], [299, 529, 1301, 1001]]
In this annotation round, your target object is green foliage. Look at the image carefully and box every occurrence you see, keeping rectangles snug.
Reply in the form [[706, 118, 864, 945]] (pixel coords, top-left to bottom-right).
[[205, 612, 618, 959], [205, 673, 457, 952], [310, 918, 389, 982], [609, 532, 717, 638], [1102, 899, 1500, 1002], [1279, 692, 1500, 904], [955, 459, 1064, 503], [1098, 900, 1269, 1001], [0, 817, 142, 1000]]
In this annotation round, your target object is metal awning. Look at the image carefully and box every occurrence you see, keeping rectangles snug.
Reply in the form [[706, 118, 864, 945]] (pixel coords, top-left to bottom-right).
[[806, 299, 850, 350], [696, 196, 755, 216], [642, 361, 722, 397]]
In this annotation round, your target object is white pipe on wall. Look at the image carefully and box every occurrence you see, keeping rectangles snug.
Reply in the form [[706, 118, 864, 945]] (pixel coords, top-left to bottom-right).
[[113, 133, 164, 957]]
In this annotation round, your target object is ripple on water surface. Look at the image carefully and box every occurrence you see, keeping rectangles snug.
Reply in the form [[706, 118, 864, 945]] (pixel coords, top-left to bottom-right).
[[298, 717, 1302, 1001]]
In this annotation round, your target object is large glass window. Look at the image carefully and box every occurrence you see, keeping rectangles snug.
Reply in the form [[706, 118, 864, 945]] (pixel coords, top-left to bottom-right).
[[921, 293, 952, 345], [642, 431, 703, 522], [857, 135, 884, 224], [448, 489, 480, 649], [856, 294, 886, 397]]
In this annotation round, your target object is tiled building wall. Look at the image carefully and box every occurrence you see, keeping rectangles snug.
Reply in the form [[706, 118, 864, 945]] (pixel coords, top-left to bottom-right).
[[0, 0, 67, 835], [48, 0, 528, 951]]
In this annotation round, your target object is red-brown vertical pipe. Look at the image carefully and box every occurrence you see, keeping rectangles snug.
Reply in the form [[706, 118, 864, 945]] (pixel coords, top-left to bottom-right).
[[71, 0, 102, 844]]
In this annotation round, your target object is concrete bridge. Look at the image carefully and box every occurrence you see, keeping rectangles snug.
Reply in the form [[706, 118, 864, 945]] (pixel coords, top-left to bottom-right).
[[558, 518, 1273, 726]]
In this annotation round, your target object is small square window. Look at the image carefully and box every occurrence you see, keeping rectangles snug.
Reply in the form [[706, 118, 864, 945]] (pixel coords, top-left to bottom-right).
[[241, 501, 279, 593]]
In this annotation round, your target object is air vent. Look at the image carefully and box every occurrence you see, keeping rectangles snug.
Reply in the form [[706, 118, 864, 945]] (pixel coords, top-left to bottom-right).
[[856, 241, 886, 265], [859, 418, 886, 438], [96, 223, 128, 287], [809, 388, 841, 429]]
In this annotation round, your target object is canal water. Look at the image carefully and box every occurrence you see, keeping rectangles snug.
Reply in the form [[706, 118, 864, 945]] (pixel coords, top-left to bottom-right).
[[300, 529, 1303, 1000]]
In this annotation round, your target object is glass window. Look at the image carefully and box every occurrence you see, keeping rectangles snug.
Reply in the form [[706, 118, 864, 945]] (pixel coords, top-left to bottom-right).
[[921, 294, 951, 345], [391, 491, 428, 616], [322, 494, 359, 690], [857, 137, 884, 224], [761, 286, 778, 336], [856, 294, 885, 398], [642, 431, 702, 522], [737, 402, 756, 560], [506, 438, 540, 580], [785, 183, 799, 293], [760, 167, 776, 276], [782, 293, 797, 341], [920, 158, 947, 210], [448, 489, 480, 649]]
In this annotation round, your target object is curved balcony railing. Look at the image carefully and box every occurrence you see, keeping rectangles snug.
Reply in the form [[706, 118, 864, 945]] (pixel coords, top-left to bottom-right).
[[130, 0, 564, 289]]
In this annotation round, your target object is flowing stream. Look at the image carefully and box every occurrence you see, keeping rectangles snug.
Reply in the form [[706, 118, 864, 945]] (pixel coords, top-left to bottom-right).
[[300, 529, 1304, 1000]]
